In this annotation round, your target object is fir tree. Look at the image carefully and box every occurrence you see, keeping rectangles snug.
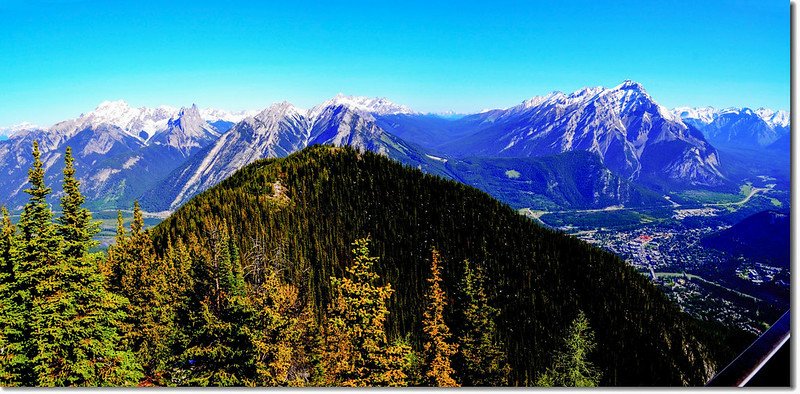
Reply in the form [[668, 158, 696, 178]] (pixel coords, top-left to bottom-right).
[[421, 248, 458, 387], [536, 310, 601, 387], [457, 259, 510, 386], [322, 237, 409, 387]]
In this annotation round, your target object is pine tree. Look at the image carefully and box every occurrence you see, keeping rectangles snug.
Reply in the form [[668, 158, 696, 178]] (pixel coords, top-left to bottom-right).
[[457, 260, 510, 386], [421, 248, 458, 387], [322, 237, 409, 387], [536, 310, 601, 387]]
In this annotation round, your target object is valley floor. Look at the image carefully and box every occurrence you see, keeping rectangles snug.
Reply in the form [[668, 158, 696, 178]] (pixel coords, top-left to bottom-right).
[[522, 178, 789, 335]]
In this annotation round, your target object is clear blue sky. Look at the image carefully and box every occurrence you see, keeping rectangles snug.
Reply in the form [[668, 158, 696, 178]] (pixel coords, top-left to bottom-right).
[[0, 0, 789, 126]]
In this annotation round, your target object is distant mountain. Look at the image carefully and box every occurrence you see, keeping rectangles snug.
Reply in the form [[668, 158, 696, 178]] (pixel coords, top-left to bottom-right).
[[0, 122, 39, 140], [3, 84, 784, 213], [149, 104, 221, 157], [673, 106, 790, 184], [442, 151, 667, 210], [673, 106, 790, 149], [200, 107, 259, 133], [373, 113, 487, 152], [433, 81, 725, 188], [142, 99, 438, 211], [0, 101, 231, 209], [314, 93, 417, 115], [702, 210, 790, 268]]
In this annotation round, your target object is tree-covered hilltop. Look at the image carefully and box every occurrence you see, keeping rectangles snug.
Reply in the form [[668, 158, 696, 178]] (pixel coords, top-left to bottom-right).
[[151, 145, 749, 386], [0, 142, 751, 386]]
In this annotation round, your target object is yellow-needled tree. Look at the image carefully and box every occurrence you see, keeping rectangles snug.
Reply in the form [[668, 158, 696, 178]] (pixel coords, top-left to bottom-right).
[[421, 248, 458, 387]]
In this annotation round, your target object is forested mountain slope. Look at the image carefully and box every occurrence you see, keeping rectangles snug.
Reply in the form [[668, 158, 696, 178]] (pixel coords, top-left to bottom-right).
[[151, 145, 746, 386]]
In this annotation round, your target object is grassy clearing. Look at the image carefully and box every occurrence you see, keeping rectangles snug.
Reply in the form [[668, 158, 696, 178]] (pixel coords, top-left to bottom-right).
[[677, 190, 741, 204]]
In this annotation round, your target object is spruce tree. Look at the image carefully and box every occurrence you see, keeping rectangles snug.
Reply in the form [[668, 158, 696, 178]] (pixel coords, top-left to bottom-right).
[[14, 141, 62, 385], [536, 310, 601, 387], [322, 237, 409, 386], [57, 147, 97, 257], [34, 144, 142, 386], [7, 142, 143, 386], [457, 259, 510, 386], [421, 248, 458, 387], [0, 207, 17, 281]]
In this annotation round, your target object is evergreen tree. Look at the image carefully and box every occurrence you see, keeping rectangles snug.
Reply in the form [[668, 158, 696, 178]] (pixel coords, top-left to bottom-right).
[[457, 259, 510, 386], [11, 143, 143, 385], [106, 202, 186, 383], [0, 206, 24, 385], [57, 147, 97, 258], [536, 310, 601, 387], [421, 248, 458, 387], [177, 223, 258, 386], [322, 237, 409, 387], [14, 141, 63, 385], [0, 207, 17, 281]]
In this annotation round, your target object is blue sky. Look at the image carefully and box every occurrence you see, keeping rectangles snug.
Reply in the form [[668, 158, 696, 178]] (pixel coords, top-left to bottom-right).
[[0, 0, 789, 126]]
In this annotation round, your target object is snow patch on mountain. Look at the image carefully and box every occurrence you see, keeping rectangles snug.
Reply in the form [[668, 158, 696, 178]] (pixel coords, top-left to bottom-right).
[[201, 107, 259, 123]]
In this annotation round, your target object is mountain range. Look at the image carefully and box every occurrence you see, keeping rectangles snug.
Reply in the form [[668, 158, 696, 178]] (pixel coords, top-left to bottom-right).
[[674, 106, 790, 150], [0, 81, 789, 212]]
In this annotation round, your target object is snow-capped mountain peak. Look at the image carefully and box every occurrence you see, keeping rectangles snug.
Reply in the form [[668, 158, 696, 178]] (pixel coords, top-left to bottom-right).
[[521, 92, 566, 109], [66, 100, 178, 141], [614, 79, 647, 92], [673, 106, 790, 129], [314, 94, 415, 116], [756, 107, 790, 128], [672, 106, 717, 125], [0, 122, 40, 138], [671, 105, 790, 149], [249, 102, 305, 130]]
